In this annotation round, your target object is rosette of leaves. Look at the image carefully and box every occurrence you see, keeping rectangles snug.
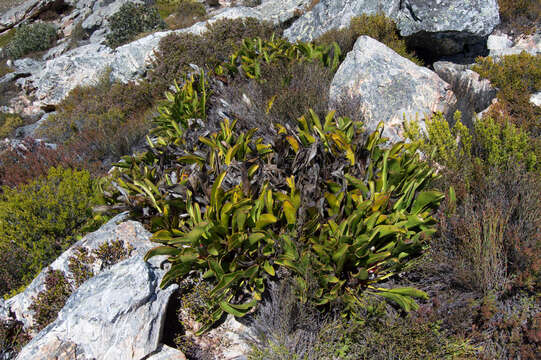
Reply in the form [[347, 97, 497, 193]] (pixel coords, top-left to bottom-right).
[[275, 111, 444, 314], [219, 35, 341, 81], [144, 120, 292, 334]]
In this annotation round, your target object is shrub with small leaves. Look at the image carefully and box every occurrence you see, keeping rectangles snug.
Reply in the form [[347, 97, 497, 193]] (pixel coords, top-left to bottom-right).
[[105, 2, 166, 48], [5, 23, 57, 59], [28, 270, 73, 332], [0, 314, 30, 359], [0, 112, 23, 138], [0, 167, 104, 297], [93, 240, 133, 267], [68, 247, 95, 287]]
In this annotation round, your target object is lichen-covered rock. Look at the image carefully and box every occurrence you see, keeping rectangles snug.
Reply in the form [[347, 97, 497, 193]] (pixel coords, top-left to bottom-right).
[[488, 31, 541, 57], [329, 36, 457, 142], [433, 61, 497, 124], [0, 0, 57, 32], [6, 212, 136, 329], [12, 215, 180, 360], [15, 255, 177, 360], [255, 0, 312, 24], [284, 0, 500, 56]]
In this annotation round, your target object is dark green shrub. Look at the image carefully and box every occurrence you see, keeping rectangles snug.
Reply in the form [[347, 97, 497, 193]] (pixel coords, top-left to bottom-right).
[[28, 270, 72, 332], [105, 2, 166, 48], [147, 17, 280, 98], [93, 240, 133, 267], [67, 21, 88, 50], [472, 53, 541, 135], [68, 247, 95, 288], [314, 13, 422, 65], [5, 23, 57, 59], [0, 167, 104, 296], [0, 313, 30, 358]]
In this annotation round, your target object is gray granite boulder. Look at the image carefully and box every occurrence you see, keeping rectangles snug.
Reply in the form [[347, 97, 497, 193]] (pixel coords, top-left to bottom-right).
[[10, 215, 181, 360], [488, 31, 541, 57], [329, 36, 457, 142], [284, 0, 500, 56], [0, 0, 56, 31], [15, 254, 177, 360], [433, 61, 497, 125]]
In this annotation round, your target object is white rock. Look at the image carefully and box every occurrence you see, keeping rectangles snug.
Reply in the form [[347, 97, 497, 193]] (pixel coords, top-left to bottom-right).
[[329, 36, 457, 142]]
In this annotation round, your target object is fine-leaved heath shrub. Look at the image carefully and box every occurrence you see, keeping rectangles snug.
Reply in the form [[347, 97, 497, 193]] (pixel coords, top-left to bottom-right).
[[472, 53, 541, 135], [498, 0, 541, 34], [147, 17, 280, 98], [159, 0, 207, 29], [315, 13, 421, 65], [0, 167, 104, 296], [28, 270, 72, 332], [0, 312, 30, 359], [5, 23, 57, 59], [105, 2, 166, 48], [0, 112, 23, 138]]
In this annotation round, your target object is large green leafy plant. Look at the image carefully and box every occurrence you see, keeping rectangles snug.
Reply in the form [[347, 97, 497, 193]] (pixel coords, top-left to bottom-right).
[[106, 40, 443, 331]]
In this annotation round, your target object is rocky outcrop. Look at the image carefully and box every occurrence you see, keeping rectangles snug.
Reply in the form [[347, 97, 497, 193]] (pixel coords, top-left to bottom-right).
[[7, 215, 180, 360], [16, 255, 177, 360], [0, 0, 57, 32], [433, 61, 497, 125], [488, 31, 541, 57], [284, 0, 500, 57], [329, 36, 457, 141]]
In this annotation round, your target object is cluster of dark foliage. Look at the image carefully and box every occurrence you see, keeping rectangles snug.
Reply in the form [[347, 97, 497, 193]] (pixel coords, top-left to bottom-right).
[[0, 311, 30, 359], [5, 23, 57, 59], [0, 167, 104, 297], [498, 0, 541, 34], [314, 13, 421, 65], [28, 270, 73, 332], [105, 2, 166, 48]]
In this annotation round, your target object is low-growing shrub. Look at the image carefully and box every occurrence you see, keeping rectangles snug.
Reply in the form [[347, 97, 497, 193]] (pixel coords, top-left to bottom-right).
[[68, 247, 95, 287], [498, 0, 541, 34], [0, 167, 104, 296], [147, 17, 280, 98], [472, 53, 541, 135], [160, 0, 207, 29], [28, 270, 72, 332], [0, 29, 16, 49], [0, 60, 13, 77], [0, 112, 23, 138], [36, 71, 154, 169], [105, 2, 166, 48], [5, 23, 57, 59], [0, 139, 83, 187], [0, 313, 30, 358], [315, 13, 421, 65]]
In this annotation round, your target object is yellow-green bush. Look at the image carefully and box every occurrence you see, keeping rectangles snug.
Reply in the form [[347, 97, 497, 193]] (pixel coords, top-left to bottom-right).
[[498, 0, 541, 34], [158, 0, 207, 29], [0, 167, 104, 297], [0, 112, 23, 138], [404, 112, 538, 173], [472, 53, 541, 135]]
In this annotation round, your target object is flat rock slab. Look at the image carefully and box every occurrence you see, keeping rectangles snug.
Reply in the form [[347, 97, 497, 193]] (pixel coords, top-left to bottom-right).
[[329, 36, 457, 142]]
